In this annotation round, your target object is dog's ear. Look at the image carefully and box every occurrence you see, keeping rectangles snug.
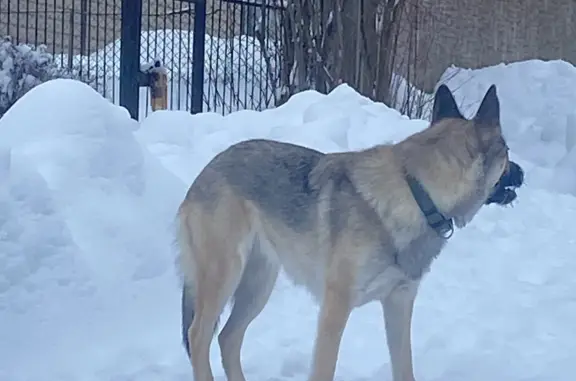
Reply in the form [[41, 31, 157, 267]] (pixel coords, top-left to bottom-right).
[[431, 84, 464, 124], [474, 85, 500, 127]]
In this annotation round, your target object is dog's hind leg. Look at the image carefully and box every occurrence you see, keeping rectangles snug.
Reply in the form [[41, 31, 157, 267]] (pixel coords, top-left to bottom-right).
[[218, 240, 280, 381], [179, 199, 251, 381], [187, 239, 247, 381]]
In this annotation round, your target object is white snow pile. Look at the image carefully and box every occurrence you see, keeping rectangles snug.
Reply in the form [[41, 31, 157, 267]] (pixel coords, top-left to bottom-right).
[[0, 79, 186, 380], [1, 59, 576, 381]]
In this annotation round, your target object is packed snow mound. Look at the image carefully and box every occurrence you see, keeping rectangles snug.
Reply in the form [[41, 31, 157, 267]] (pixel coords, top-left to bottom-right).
[[0, 79, 141, 187], [0, 79, 186, 379], [136, 84, 429, 184]]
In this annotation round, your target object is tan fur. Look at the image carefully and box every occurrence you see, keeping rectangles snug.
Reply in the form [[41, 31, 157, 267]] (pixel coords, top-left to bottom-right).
[[176, 85, 512, 381]]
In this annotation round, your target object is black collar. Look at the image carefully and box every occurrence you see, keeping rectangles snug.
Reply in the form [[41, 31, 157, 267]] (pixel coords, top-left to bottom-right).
[[405, 174, 454, 239]]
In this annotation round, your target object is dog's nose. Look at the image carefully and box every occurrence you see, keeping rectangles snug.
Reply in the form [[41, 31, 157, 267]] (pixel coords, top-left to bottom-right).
[[507, 161, 524, 187]]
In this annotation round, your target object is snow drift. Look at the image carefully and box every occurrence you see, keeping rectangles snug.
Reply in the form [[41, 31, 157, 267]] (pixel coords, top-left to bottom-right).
[[0, 59, 575, 380]]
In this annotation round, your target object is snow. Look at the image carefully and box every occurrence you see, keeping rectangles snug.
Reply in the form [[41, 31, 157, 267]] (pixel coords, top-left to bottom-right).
[[1, 59, 576, 381]]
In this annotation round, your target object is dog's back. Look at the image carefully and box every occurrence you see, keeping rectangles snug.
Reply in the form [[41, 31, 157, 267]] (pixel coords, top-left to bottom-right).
[[185, 139, 325, 230]]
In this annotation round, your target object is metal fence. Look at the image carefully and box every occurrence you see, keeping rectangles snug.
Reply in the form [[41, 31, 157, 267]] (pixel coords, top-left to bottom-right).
[[0, 0, 122, 107], [0, 0, 286, 120], [200, 0, 286, 114]]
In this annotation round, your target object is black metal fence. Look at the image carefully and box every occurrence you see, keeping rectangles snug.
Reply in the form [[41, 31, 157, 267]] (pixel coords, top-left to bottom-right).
[[0, 0, 286, 120], [199, 0, 286, 114]]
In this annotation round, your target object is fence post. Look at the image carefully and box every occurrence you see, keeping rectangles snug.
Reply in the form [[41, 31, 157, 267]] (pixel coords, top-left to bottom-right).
[[191, 0, 206, 114], [141, 60, 169, 112], [119, 0, 143, 120]]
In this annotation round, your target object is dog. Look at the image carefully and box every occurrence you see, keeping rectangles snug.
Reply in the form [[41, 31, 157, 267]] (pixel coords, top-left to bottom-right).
[[176, 84, 524, 381]]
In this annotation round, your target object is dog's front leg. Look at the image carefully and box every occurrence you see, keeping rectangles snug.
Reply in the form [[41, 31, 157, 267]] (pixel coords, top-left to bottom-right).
[[381, 281, 419, 381], [308, 259, 355, 381]]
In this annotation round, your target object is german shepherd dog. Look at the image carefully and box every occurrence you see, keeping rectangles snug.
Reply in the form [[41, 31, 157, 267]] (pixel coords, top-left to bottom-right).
[[176, 84, 524, 381]]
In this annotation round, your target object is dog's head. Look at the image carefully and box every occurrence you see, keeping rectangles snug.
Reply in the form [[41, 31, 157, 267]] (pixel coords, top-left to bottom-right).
[[411, 83, 524, 226]]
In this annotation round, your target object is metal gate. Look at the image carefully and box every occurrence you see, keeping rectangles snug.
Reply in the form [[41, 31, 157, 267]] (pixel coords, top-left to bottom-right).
[[198, 0, 286, 115], [123, 0, 287, 118]]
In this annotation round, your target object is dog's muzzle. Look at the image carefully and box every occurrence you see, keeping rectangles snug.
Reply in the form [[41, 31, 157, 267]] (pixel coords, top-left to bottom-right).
[[485, 161, 524, 206]]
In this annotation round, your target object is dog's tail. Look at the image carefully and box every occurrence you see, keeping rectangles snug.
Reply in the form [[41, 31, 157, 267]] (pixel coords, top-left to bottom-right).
[[178, 205, 220, 358], [179, 263, 221, 360], [181, 282, 196, 358], [177, 204, 198, 358]]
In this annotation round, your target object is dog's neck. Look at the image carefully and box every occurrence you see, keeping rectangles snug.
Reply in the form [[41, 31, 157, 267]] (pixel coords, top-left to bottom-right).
[[404, 173, 454, 239]]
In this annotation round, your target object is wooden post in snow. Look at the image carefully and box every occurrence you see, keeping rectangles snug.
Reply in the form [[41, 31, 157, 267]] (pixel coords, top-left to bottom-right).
[[140, 60, 168, 112]]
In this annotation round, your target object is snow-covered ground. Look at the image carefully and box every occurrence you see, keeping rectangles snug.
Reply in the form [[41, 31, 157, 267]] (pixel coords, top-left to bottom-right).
[[1, 59, 575, 381]]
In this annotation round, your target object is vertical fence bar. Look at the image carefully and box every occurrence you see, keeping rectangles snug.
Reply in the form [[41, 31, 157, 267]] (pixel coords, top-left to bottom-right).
[[80, 0, 87, 57], [51, 0, 56, 54], [86, 0, 92, 82], [34, 0, 39, 44], [68, 7, 74, 70], [95, 0, 101, 92], [25, 0, 30, 42], [6, 0, 11, 37], [208, 1, 221, 113], [144, 0, 153, 115], [191, 0, 206, 114], [59, 6, 64, 57], [115, 0, 122, 104], [186, 2, 193, 111], [103, 0, 109, 99], [120, 0, 143, 119], [43, 0, 48, 51]]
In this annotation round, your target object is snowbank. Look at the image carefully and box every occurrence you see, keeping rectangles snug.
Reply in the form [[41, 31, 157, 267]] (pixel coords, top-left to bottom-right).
[[0, 79, 186, 379], [0, 58, 575, 380], [136, 84, 428, 185]]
